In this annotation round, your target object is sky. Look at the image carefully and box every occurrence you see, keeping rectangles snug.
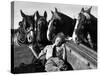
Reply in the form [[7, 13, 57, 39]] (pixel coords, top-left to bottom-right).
[[12, 1, 97, 29]]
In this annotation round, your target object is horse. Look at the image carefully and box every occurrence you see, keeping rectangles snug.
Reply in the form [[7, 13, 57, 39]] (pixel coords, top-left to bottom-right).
[[47, 8, 76, 43], [12, 10, 50, 73], [16, 10, 36, 45], [11, 10, 40, 58], [72, 7, 97, 51], [35, 11, 51, 51]]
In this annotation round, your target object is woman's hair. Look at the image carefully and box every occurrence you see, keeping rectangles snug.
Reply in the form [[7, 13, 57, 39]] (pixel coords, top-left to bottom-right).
[[52, 32, 65, 44]]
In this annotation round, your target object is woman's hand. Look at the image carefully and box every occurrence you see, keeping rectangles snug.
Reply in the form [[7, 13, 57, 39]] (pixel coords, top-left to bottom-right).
[[52, 43, 57, 47]]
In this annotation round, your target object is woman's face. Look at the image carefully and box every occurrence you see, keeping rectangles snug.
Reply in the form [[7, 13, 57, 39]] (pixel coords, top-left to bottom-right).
[[55, 37, 62, 46]]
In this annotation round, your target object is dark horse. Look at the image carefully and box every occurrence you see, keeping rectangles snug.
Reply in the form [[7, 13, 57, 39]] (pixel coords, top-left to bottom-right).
[[11, 10, 39, 58], [35, 11, 51, 50], [14, 10, 35, 45], [12, 10, 46, 73], [72, 7, 97, 51], [47, 8, 76, 42], [19, 10, 36, 45]]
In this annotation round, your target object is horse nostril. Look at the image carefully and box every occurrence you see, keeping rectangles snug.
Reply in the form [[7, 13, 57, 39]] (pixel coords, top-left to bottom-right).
[[28, 36, 32, 42], [29, 36, 31, 40]]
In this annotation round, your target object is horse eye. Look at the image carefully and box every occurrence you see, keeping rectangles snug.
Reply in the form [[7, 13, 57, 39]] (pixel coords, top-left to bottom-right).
[[53, 21, 56, 25], [26, 27, 29, 31]]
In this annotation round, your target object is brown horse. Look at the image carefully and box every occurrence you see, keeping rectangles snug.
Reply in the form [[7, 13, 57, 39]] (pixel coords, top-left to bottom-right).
[[47, 8, 76, 43], [35, 11, 51, 51], [72, 7, 97, 51], [11, 10, 39, 58]]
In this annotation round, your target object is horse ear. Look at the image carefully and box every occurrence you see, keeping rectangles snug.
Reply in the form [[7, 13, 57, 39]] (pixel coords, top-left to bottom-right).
[[44, 11, 47, 19], [32, 14, 35, 18], [51, 10, 54, 15], [36, 11, 40, 19], [55, 8, 58, 13], [32, 14, 35, 21], [20, 10, 26, 17], [81, 8, 84, 12], [87, 6, 92, 13], [19, 21, 23, 27]]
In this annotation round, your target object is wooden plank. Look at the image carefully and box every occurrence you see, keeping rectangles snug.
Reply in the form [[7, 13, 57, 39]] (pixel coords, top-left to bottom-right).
[[65, 41, 97, 70]]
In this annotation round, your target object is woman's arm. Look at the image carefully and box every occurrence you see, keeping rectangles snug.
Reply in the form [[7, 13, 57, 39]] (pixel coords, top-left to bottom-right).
[[38, 46, 47, 59], [62, 44, 67, 61]]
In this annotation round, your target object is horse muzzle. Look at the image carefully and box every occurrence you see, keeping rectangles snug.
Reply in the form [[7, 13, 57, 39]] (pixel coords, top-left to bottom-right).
[[27, 31, 33, 43]]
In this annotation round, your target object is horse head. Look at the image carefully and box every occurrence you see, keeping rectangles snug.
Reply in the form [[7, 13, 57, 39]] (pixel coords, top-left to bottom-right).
[[47, 8, 75, 42], [17, 10, 36, 45], [74, 7, 97, 50], [35, 11, 49, 45]]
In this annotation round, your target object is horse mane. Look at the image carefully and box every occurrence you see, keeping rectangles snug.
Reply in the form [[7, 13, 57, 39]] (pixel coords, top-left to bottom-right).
[[90, 14, 97, 22], [56, 11, 75, 36], [57, 11, 74, 23]]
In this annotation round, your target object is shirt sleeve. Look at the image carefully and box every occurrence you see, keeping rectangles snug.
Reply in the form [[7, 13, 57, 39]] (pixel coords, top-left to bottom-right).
[[38, 46, 47, 58], [62, 44, 67, 61]]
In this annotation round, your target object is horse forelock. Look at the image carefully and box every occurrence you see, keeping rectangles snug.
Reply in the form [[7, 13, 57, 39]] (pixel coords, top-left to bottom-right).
[[83, 12, 91, 20], [51, 11, 61, 21], [36, 16, 47, 32]]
